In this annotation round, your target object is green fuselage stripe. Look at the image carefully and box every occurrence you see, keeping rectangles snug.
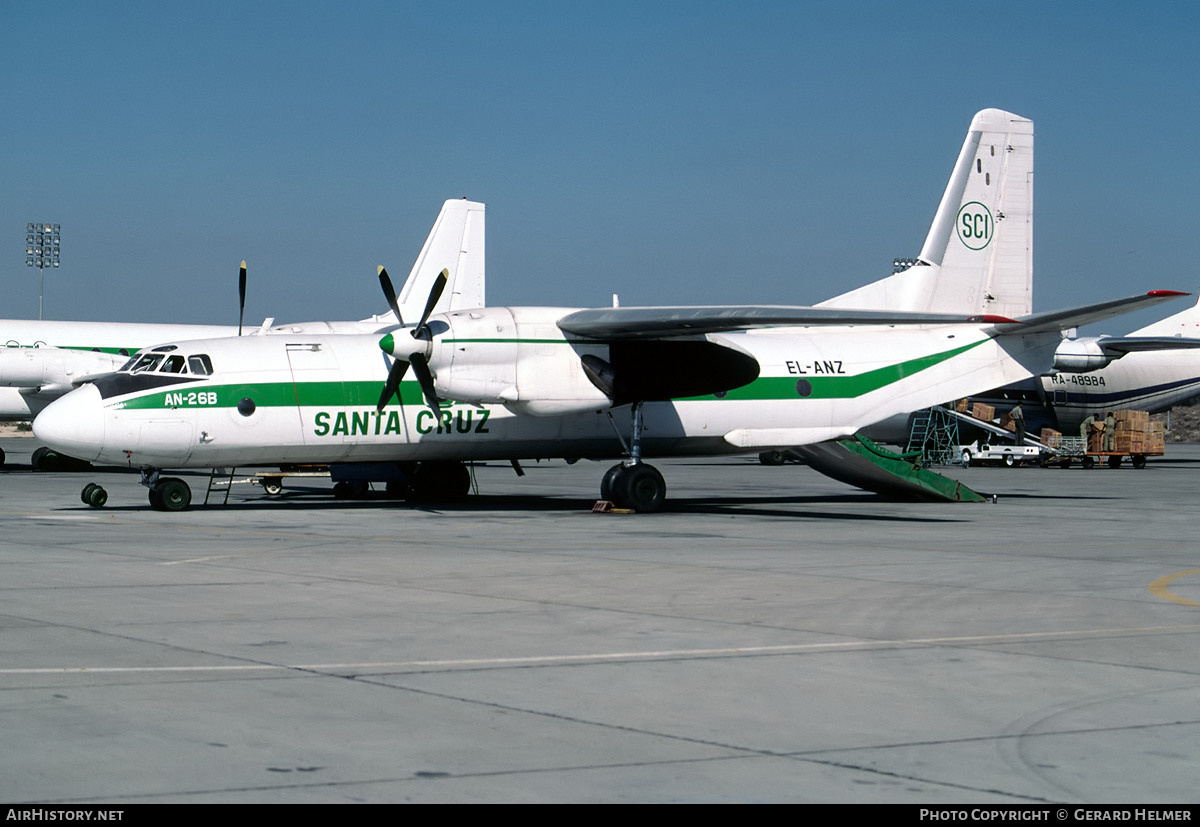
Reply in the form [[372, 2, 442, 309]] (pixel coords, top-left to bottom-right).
[[685, 338, 987, 401], [4, 344, 136, 355], [112, 339, 986, 411]]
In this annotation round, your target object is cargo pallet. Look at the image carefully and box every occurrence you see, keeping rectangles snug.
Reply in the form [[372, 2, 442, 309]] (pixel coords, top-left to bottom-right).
[[1041, 435, 1160, 469]]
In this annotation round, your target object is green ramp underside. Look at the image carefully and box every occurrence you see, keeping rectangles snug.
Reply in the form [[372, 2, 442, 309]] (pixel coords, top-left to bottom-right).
[[799, 435, 987, 502]]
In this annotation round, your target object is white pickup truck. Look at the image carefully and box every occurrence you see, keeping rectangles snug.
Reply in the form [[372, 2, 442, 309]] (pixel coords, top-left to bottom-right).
[[958, 440, 1042, 467]]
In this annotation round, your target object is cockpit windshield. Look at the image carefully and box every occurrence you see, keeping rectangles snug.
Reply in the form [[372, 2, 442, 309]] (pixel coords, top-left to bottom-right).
[[120, 352, 213, 375], [128, 353, 165, 373]]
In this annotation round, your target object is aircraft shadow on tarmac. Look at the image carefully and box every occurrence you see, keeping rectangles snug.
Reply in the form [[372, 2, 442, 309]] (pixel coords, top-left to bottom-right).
[[38, 481, 973, 523], [5, 455, 1137, 520]]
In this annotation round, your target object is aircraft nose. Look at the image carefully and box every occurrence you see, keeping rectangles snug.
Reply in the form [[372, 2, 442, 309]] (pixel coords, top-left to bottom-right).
[[32, 383, 105, 463]]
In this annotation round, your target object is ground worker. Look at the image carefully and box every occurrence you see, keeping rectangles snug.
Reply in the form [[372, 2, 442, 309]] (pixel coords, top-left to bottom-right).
[[1079, 412, 1097, 439], [1104, 411, 1116, 451], [1010, 403, 1026, 444], [1080, 412, 1102, 452]]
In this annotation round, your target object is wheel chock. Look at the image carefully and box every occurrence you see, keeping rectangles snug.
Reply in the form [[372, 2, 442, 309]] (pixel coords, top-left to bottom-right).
[[592, 500, 633, 514]]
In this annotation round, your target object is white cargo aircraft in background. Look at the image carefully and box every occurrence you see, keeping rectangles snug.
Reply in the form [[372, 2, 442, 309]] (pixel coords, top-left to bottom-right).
[[32, 110, 1186, 512], [966, 295, 1200, 436], [0, 199, 484, 466]]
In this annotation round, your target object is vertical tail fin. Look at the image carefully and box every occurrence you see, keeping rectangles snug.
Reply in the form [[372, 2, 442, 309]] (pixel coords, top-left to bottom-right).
[[396, 198, 486, 319], [819, 109, 1033, 317], [1129, 292, 1200, 336]]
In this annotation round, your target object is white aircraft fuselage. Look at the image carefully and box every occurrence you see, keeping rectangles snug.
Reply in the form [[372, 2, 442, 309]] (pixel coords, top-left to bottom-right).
[[32, 306, 1079, 471], [1037, 296, 1200, 429]]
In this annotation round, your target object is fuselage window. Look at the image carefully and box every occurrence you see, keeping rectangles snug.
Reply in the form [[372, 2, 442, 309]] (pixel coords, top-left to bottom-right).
[[161, 355, 186, 373], [187, 354, 213, 375]]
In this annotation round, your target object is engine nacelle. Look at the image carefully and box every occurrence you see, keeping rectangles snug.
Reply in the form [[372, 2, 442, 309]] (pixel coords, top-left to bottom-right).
[[428, 307, 613, 416], [1052, 337, 1113, 373], [0, 346, 126, 389]]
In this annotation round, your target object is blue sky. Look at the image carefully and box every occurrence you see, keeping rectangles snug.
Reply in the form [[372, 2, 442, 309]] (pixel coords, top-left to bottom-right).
[[2, 1, 1197, 332]]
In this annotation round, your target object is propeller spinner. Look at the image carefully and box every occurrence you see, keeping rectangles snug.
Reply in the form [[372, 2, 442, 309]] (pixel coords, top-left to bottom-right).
[[376, 267, 448, 414]]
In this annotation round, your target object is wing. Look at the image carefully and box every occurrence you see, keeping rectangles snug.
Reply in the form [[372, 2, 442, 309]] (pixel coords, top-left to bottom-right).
[[989, 291, 1189, 334], [556, 305, 1010, 340], [557, 293, 1188, 341], [1097, 335, 1200, 356]]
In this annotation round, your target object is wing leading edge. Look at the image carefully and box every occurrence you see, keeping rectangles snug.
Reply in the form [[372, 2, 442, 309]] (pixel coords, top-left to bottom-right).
[[991, 291, 1189, 335], [556, 306, 1012, 340]]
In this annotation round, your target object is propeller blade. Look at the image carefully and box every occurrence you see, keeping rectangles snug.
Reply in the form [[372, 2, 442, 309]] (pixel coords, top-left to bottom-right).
[[413, 269, 448, 337], [410, 353, 442, 415], [376, 358, 409, 412], [378, 266, 403, 325], [238, 261, 247, 336]]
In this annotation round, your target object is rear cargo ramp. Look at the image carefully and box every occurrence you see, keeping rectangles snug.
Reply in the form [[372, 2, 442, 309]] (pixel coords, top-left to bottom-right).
[[792, 435, 988, 502]]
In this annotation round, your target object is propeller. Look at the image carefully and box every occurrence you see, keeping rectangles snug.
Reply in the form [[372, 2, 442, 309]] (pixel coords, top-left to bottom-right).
[[376, 267, 449, 414], [237, 261, 247, 336], [378, 265, 402, 325]]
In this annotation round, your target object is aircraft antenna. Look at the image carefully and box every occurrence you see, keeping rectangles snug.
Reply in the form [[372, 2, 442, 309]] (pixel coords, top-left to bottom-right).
[[238, 261, 247, 336]]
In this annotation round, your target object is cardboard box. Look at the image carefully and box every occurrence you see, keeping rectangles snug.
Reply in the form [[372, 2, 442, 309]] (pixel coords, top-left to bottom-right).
[[971, 403, 995, 422]]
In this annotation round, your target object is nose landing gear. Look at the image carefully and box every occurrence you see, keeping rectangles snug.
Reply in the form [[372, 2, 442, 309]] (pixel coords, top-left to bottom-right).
[[141, 470, 193, 511]]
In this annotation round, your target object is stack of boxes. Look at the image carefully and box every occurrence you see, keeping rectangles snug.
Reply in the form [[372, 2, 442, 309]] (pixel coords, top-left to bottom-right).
[[954, 401, 1165, 459], [1108, 410, 1165, 455]]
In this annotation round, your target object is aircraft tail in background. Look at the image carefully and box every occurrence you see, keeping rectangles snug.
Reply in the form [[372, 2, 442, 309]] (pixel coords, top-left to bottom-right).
[[1128, 292, 1200, 337], [373, 198, 485, 324]]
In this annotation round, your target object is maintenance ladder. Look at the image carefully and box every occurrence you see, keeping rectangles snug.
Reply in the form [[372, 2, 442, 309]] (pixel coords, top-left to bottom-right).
[[905, 406, 962, 466]]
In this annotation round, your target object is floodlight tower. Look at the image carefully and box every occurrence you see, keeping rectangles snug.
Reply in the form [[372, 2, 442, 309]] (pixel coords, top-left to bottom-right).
[[25, 222, 61, 320]]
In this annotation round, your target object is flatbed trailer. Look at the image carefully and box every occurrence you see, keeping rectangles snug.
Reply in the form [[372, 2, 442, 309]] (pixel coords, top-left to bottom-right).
[[1041, 435, 1161, 469]]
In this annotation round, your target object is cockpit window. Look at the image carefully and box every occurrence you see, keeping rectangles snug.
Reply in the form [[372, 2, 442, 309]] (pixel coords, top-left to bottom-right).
[[187, 355, 213, 375], [129, 353, 164, 373], [161, 355, 186, 373]]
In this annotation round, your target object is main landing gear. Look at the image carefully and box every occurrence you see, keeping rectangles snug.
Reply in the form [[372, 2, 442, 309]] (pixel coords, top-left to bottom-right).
[[600, 402, 667, 513]]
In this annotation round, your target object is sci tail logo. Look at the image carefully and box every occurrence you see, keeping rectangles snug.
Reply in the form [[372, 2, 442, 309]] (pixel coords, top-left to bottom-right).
[[956, 202, 993, 251]]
